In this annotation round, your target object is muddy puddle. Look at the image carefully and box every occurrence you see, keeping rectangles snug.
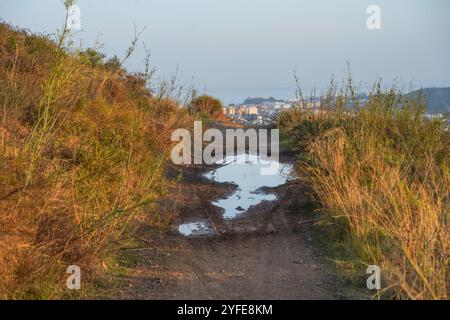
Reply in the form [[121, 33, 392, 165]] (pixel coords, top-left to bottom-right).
[[177, 154, 293, 235], [204, 154, 293, 219], [178, 221, 213, 236]]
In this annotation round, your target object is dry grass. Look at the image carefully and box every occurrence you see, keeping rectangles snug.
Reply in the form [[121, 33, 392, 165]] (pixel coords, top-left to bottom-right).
[[279, 81, 449, 299], [0, 21, 190, 299]]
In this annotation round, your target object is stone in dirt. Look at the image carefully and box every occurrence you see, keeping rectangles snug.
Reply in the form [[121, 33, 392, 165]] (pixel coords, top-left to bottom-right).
[[266, 222, 276, 234]]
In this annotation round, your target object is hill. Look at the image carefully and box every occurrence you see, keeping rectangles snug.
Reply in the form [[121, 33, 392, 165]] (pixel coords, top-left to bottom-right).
[[242, 97, 285, 105], [407, 87, 450, 114]]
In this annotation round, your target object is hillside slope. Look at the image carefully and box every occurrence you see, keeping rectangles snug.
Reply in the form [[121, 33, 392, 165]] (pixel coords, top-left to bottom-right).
[[0, 22, 189, 298], [407, 87, 450, 114]]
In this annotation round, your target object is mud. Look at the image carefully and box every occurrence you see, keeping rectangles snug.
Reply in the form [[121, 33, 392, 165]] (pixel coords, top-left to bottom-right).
[[115, 125, 341, 300]]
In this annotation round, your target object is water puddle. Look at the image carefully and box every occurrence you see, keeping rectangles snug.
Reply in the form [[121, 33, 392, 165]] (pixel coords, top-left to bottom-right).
[[178, 221, 213, 236], [204, 154, 293, 219]]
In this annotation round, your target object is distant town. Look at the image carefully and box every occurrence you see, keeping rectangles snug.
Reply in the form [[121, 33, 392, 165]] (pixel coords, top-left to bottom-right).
[[223, 88, 450, 126], [223, 97, 321, 126]]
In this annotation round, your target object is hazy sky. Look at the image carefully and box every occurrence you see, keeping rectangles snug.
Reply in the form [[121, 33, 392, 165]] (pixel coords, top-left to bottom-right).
[[1, 0, 449, 103]]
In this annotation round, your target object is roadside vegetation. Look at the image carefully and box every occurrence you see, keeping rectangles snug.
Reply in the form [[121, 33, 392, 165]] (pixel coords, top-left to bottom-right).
[[278, 78, 449, 299], [0, 4, 192, 298], [188, 94, 225, 121]]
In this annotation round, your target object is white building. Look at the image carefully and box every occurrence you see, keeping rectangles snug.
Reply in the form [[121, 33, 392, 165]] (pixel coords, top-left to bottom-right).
[[223, 106, 236, 116], [244, 106, 258, 115]]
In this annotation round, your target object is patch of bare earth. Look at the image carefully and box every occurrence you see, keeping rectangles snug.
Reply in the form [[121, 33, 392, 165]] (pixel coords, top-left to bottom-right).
[[114, 157, 341, 299]]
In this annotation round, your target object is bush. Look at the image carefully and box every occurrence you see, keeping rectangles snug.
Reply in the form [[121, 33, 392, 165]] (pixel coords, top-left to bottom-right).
[[188, 95, 224, 120]]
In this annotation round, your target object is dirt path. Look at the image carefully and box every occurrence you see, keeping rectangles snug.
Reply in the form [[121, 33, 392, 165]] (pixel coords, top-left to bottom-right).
[[115, 126, 340, 300]]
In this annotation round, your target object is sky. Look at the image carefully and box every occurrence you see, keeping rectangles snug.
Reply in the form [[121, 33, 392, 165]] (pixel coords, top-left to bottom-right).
[[1, 0, 449, 104]]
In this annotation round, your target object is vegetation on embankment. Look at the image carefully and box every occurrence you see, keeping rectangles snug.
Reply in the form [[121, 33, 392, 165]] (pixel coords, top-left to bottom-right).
[[278, 79, 449, 299], [0, 18, 191, 298]]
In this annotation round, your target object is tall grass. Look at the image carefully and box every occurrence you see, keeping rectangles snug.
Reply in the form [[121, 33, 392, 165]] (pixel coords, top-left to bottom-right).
[[279, 80, 449, 299], [0, 15, 190, 298]]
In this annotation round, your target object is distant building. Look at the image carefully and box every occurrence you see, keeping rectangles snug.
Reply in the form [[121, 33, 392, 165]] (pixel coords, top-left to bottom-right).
[[285, 101, 321, 109], [256, 115, 263, 125], [244, 106, 258, 115], [305, 101, 321, 109], [223, 106, 236, 116]]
